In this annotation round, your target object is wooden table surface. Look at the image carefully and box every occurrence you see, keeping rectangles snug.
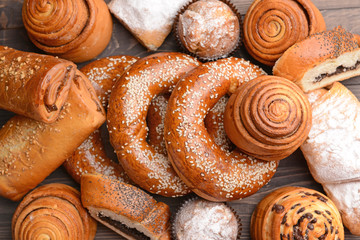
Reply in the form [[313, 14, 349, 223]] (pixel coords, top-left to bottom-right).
[[1, 0, 360, 239]]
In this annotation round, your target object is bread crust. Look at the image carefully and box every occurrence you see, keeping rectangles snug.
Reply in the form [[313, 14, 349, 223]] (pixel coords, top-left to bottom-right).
[[164, 57, 278, 201], [273, 26, 360, 92], [107, 52, 200, 197], [81, 174, 171, 240]]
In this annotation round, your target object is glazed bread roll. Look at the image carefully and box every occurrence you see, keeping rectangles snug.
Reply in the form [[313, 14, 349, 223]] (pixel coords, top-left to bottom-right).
[[12, 183, 97, 240], [108, 0, 191, 51], [81, 173, 171, 240], [22, 0, 112, 63], [0, 46, 75, 123], [64, 56, 138, 184], [0, 71, 105, 201], [107, 52, 200, 197], [251, 186, 344, 240], [301, 82, 360, 235], [243, 0, 325, 66], [273, 26, 360, 92], [224, 75, 312, 161], [164, 57, 279, 202]]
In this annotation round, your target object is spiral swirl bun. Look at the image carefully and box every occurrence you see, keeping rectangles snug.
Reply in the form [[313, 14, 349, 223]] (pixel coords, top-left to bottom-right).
[[22, 0, 112, 63], [243, 0, 326, 66], [224, 75, 312, 161], [251, 186, 344, 240], [12, 183, 97, 240]]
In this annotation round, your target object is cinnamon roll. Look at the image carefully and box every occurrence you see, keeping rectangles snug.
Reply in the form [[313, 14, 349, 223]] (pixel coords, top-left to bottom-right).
[[251, 186, 344, 240], [22, 0, 113, 63], [243, 0, 326, 66], [12, 183, 97, 240], [224, 75, 312, 161], [0, 46, 75, 123]]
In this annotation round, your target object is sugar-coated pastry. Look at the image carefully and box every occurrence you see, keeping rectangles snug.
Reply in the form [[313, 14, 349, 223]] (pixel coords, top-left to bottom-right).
[[22, 0, 112, 63], [107, 52, 200, 197], [224, 75, 312, 161], [164, 57, 278, 201], [108, 0, 191, 51], [81, 173, 171, 240], [176, 0, 241, 60], [0, 71, 105, 201], [0, 46, 75, 123], [172, 198, 241, 240], [251, 186, 344, 240], [243, 0, 325, 66], [12, 183, 97, 240], [273, 26, 360, 92], [301, 82, 360, 235]]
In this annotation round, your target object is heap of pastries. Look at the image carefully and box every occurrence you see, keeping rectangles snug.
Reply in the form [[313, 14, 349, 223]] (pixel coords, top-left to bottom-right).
[[2, 0, 360, 238]]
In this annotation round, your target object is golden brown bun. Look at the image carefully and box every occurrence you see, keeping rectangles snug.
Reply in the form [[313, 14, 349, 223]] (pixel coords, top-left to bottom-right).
[[243, 0, 326, 66], [251, 186, 344, 240], [224, 75, 312, 161], [273, 26, 360, 92], [12, 183, 97, 240], [0, 71, 105, 201], [176, 0, 241, 60], [107, 52, 200, 197], [164, 57, 279, 201], [108, 0, 190, 51], [0, 46, 75, 123], [81, 173, 171, 240], [22, 0, 112, 63]]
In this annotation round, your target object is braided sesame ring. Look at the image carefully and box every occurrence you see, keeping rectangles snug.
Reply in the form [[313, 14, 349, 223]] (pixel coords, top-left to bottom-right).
[[107, 52, 200, 197], [164, 57, 279, 201]]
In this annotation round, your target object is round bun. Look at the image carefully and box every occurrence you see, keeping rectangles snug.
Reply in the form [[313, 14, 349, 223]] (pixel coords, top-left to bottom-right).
[[224, 75, 312, 161], [176, 0, 240, 60], [243, 0, 326, 66], [251, 186, 344, 240], [173, 198, 241, 240], [107, 52, 200, 197], [273, 26, 360, 92], [12, 183, 97, 240], [164, 57, 278, 201]]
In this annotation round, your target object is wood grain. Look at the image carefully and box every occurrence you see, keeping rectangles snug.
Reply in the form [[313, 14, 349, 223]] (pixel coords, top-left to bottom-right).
[[0, 0, 360, 239]]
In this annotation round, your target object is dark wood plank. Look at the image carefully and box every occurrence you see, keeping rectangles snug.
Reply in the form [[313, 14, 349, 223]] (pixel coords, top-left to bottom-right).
[[0, 0, 360, 239]]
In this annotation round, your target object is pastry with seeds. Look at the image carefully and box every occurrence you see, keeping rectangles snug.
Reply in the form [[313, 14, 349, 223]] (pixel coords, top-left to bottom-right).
[[164, 57, 278, 201], [12, 183, 97, 240], [251, 186, 344, 240], [107, 52, 200, 197], [273, 26, 360, 92], [175, 0, 241, 61], [22, 0, 113, 63], [243, 0, 326, 66], [0, 46, 75, 123], [0, 70, 105, 201], [81, 173, 171, 240]]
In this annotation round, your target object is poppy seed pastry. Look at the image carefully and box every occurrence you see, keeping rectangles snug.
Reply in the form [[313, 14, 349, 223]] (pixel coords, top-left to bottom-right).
[[273, 26, 360, 92], [176, 0, 241, 60], [172, 198, 241, 240]]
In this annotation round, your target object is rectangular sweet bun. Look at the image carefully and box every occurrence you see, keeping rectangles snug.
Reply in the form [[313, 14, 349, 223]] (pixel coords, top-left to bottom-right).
[[0, 72, 105, 201]]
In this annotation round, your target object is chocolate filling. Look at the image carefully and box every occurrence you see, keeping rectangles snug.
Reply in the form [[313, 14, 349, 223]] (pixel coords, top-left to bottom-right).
[[98, 212, 150, 240], [314, 60, 360, 83]]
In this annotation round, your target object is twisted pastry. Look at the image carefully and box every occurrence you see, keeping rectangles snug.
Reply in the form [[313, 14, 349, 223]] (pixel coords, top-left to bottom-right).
[[0, 46, 75, 123], [251, 186, 344, 240], [224, 75, 312, 161], [12, 183, 97, 240], [64, 56, 138, 183], [22, 0, 112, 63], [243, 0, 326, 66], [164, 57, 278, 201], [107, 52, 200, 197], [0, 71, 105, 201]]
